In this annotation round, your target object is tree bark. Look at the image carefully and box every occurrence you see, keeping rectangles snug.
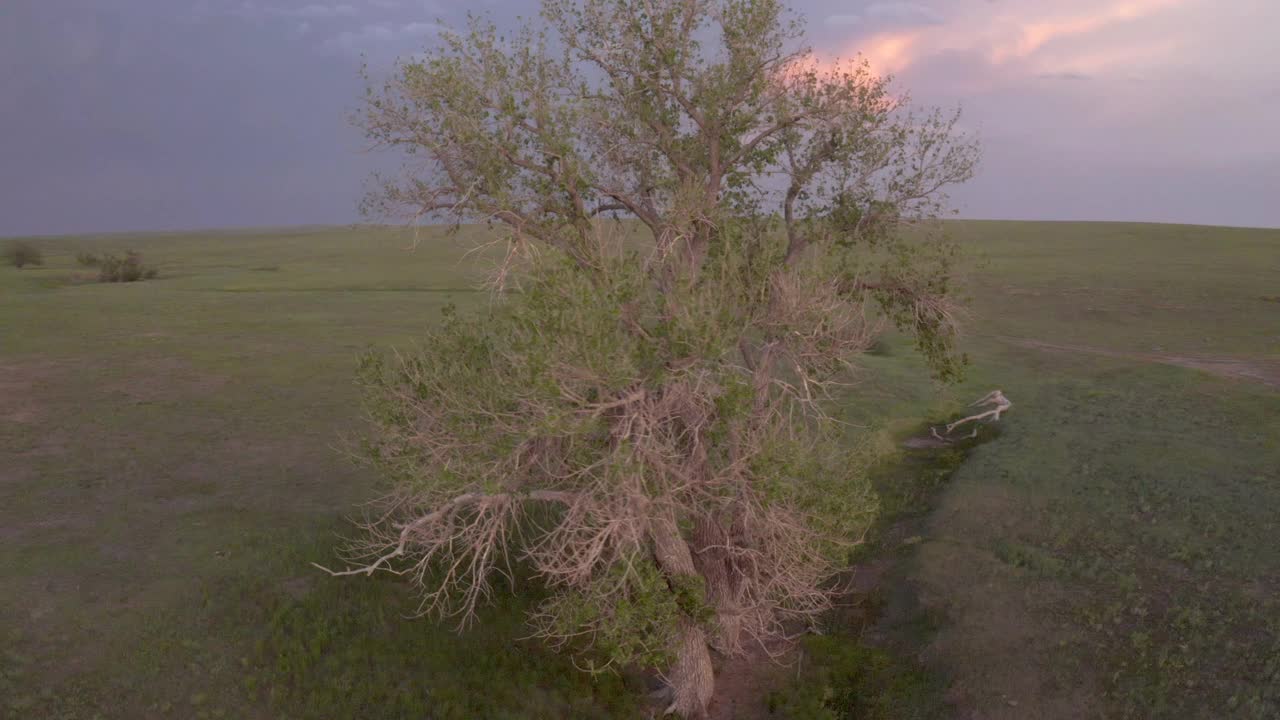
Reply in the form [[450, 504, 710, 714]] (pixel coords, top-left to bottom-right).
[[691, 516, 742, 655], [649, 511, 715, 718], [667, 619, 714, 718]]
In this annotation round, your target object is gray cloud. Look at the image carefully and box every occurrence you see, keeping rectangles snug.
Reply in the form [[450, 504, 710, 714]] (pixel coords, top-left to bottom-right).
[[326, 21, 444, 55], [864, 2, 944, 25], [279, 3, 359, 18], [823, 14, 862, 26], [825, 2, 943, 29], [193, 1, 361, 21], [1, 0, 372, 235]]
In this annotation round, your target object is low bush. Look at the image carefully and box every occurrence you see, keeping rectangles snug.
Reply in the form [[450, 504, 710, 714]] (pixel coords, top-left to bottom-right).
[[3, 240, 44, 268], [98, 251, 159, 283], [76, 251, 102, 267]]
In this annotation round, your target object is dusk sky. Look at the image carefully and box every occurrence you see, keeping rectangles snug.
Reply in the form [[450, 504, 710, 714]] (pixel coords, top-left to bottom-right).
[[3, 0, 1278, 236]]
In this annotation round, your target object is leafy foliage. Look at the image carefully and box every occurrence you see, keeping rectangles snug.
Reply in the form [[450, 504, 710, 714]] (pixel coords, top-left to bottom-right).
[[342, 0, 978, 714]]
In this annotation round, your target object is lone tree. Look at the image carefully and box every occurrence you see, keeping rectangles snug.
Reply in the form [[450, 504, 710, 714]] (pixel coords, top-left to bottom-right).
[[330, 0, 978, 715]]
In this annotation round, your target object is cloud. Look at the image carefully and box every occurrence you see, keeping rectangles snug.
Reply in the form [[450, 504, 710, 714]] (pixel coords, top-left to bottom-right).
[[200, 2, 360, 22], [1037, 71, 1091, 81], [1042, 37, 1181, 78], [283, 4, 359, 19], [824, 2, 943, 29], [864, 3, 945, 25], [856, 30, 924, 75], [326, 21, 443, 55], [824, 14, 862, 27], [821, 0, 1186, 79], [987, 0, 1180, 64]]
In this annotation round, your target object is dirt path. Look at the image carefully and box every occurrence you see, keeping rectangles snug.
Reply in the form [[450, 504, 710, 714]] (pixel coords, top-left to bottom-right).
[[997, 336, 1280, 388]]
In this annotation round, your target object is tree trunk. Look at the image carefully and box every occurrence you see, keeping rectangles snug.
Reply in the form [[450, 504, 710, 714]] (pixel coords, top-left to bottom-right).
[[692, 516, 742, 655], [649, 512, 715, 718], [667, 618, 714, 718]]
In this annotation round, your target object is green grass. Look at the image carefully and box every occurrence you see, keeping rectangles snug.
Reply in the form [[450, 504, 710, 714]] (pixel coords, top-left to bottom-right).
[[0, 226, 635, 719], [2, 221, 1277, 719], [854, 222, 1280, 719], [918, 363, 1280, 719]]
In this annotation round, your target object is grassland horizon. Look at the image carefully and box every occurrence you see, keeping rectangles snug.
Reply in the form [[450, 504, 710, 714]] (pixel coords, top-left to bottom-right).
[[6, 216, 1280, 243]]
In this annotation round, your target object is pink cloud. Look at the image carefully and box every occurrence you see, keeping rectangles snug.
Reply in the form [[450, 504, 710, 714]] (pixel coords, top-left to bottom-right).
[[822, 0, 1188, 80]]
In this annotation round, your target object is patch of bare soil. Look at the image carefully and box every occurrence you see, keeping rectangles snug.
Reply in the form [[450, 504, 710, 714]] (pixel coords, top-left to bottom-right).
[[0, 361, 82, 477], [999, 336, 1280, 388], [0, 360, 73, 425], [105, 356, 230, 403]]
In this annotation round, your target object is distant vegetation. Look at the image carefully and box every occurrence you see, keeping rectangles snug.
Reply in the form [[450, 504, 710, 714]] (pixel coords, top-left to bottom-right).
[[95, 250, 158, 282], [3, 240, 43, 268]]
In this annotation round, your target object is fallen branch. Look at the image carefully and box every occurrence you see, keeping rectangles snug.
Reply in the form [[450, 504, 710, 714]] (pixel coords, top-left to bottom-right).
[[930, 389, 1012, 443]]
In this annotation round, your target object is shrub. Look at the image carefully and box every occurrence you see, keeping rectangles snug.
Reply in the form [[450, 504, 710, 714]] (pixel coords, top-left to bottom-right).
[[4, 241, 44, 269], [76, 251, 102, 267], [98, 251, 159, 283]]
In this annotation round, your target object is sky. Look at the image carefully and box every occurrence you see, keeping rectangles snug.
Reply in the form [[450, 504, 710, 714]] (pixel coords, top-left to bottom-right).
[[2, 0, 1277, 236]]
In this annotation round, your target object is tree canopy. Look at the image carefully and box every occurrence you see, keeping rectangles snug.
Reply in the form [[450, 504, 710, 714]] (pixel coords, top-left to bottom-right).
[[330, 0, 979, 715]]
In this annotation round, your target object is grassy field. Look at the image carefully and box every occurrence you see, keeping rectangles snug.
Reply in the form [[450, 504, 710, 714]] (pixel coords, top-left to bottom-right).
[[1, 221, 1277, 719], [883, 222, 1280, 720]]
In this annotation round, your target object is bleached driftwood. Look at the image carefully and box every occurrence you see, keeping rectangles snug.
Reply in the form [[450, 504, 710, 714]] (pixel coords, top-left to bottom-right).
[[930, 390, 1012, 442]]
